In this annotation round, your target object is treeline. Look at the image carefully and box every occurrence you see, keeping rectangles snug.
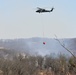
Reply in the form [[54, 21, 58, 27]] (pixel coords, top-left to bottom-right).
[[0, 54, 76, 75]]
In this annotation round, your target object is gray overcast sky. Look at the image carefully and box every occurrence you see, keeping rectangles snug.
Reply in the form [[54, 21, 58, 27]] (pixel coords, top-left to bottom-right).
[[0, 0, 76, 39]]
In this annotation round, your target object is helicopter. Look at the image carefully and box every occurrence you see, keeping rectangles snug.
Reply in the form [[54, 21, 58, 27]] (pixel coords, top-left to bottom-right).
[[36, 7, 54, 13]]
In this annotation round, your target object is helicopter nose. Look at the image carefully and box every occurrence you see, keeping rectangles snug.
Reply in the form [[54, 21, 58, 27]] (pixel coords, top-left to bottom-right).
[[36, 10, 38, 12]]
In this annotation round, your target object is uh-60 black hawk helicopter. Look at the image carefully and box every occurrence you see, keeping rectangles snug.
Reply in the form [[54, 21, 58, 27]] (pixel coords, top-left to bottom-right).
[[36, 7, 54, 13]]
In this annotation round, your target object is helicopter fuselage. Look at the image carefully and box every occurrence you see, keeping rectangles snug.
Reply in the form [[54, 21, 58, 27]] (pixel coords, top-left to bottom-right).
[[36, 8, 54, 13], [36, 9, 51, 13]]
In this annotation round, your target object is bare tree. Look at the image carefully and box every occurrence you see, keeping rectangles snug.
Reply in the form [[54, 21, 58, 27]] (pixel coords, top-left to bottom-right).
[[55, 35, 76, 59]]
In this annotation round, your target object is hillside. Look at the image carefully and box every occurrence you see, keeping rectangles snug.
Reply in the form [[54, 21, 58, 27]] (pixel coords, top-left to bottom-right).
[[0, 37, 76, 56]]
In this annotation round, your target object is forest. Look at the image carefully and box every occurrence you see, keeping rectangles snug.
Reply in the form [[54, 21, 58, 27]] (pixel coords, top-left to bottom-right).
[[0, 52, 76, 75]]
